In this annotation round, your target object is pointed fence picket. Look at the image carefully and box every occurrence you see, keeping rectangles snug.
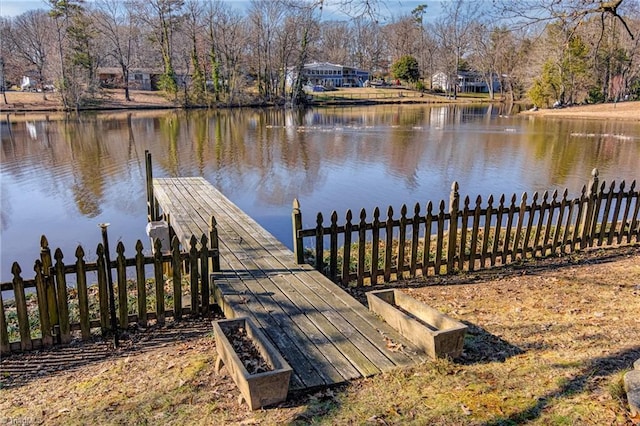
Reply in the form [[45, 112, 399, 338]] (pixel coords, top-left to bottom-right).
[[0, 232, 218, 355], [293, 169, 639, 286]]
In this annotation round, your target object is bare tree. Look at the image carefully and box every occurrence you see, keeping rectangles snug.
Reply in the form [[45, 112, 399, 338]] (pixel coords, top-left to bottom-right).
[[351, 17, 385, 74], [94, 0, 138, 101], [434, 0, 482, 99], [317, 21, 351, 65], [183, 0, 206, 104], [134, 0, 184, 97], [495, 0, 638, 40], [6, 10, 52, 100], [381, 16, 421, 62]]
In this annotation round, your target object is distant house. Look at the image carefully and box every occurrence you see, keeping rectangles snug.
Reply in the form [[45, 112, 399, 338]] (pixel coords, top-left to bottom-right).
[[97, 68, 192, 91], [20, 71, 53, 91], [432, 71, 501, 94], [98, 68, 159, 91], [287, 62, 370, 89]]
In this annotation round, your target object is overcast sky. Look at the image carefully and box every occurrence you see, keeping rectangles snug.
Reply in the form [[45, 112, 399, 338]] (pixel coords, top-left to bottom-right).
[[0, 0, 443, 21]]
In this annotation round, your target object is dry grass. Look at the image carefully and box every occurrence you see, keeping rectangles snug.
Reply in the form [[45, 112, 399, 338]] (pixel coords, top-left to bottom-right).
[[1, 246, 639, 425], [0, 89, 175, 112], [521, 101, 640, 121]]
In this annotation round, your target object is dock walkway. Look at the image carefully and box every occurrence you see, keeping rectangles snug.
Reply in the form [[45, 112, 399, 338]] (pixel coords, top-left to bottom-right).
[[152, 177, 426, 391]]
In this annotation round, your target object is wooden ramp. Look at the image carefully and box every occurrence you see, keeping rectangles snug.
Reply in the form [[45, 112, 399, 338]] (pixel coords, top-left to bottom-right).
[[152, 177, 427, 392]]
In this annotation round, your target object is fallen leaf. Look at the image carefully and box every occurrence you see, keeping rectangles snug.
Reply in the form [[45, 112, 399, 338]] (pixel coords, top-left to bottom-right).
[[461, 404, 472, 416]]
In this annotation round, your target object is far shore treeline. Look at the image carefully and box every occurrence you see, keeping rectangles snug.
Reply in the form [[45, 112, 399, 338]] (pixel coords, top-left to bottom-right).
[[0, 0, 639, 110]]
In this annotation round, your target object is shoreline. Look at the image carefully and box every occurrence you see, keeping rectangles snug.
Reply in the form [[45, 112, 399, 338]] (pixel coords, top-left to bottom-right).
[[2, 90, 639, 121], [519, 100, 640, 121]]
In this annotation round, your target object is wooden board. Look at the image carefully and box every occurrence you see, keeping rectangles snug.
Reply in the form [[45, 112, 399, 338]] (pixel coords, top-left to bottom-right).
[[153, 177, 427, 391]]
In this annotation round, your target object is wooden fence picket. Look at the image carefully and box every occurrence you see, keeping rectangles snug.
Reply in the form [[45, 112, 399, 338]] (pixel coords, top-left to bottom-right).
[[75, 246, 91, 340], [135, 240, 147, 327], [54, 249, 71, 344], [153, 239, 165, 325], [116, 242, 129, 328], [40, 236, 58, 328], [189, 236, 199, 315], [11, 263, 32, 351], [33, 260, 53, 346], [96, 244, 109, 333], [171, 236, 182, 320], [200, 234, 210, 315]]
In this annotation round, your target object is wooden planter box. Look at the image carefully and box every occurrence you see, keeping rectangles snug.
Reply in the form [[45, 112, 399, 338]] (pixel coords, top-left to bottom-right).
[[366, 289, 467, 360], [212, 317, 292, 410]]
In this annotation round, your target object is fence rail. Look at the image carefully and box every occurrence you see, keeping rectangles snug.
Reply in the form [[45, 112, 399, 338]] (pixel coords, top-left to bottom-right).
[[1, 232, 218, 355], [293, 169, 639, 286]]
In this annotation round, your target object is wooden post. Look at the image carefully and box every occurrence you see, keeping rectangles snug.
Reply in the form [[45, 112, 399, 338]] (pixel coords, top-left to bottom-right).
[[33, 260, 53, 346], [357, 209, 366, 286], [398, 205, 408, 279], [459, 197, 470, 271], [435, 201, 446, 274], [581, 168, 599, 248], [40, 235, 58, 329], [116, 242, 128, 329], [329, 211, 339, 282], [371, 207, 380, 285], [12, 263, 33, 351], [292, 199, 304, 264], [447, 182, 459, 273], [154, 239, 165, 325], [189, 236, 199, 316], [145, 150, 155, 222], [342, 210, 353, 285], [410, 203, 420, 278], [384, 206, 394, 282], [53, 249, 71, 344], [209, 216, 220, 272], [200, 234, 210, 315], [96, 244, 109, 334], [315, 213, 325, 272], [135, 240, 147, 327], [99, 224, 119, 347], [75, 246, 91, 340], [172, 236, 182, 320]]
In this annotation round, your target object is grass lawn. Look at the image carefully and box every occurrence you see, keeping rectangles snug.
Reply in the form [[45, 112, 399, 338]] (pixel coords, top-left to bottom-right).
[[1, 246, 639, 425]]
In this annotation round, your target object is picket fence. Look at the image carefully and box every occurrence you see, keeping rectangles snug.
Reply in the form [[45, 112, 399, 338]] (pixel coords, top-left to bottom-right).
[[293, 169, 639, 286], [1, 233, 218, 355]]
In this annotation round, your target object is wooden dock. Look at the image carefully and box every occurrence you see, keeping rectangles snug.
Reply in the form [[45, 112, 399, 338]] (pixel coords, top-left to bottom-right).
[[151, 177, 427, 392]]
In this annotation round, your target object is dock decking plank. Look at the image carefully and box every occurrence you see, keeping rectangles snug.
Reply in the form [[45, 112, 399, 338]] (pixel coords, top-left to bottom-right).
[[170, 179, 410, 372], [165, 180, 370, 381], [152, 177, 428, 391], [174, 179, 427, 366]]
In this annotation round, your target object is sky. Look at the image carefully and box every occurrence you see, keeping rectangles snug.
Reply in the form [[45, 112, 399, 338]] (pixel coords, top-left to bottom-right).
[[0, 0, 443, 21]]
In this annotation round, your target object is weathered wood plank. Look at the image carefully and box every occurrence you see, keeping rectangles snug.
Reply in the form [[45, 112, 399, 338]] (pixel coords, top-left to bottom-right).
[[175, 180, 397, 372], [185, 182, 424, 370], [152, 177, 428, 392]]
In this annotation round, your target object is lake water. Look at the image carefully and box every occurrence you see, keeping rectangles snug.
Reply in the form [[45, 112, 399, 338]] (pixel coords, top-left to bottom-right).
[[2, 104, 639, 282]]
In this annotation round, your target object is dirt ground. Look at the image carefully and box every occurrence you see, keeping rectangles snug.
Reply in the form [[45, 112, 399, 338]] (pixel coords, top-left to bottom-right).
[[0, 89, 175, 112], [1, 245, 639, 425]]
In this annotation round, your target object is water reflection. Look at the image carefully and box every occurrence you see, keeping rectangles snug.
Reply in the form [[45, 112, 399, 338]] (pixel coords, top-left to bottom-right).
[[1, 105, 639, 281]]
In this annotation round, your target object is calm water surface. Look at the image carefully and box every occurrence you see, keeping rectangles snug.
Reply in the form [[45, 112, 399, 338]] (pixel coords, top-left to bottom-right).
[[2, 104, 639, 281]]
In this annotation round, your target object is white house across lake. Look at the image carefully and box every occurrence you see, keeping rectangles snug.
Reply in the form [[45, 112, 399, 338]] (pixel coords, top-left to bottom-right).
[[287, 62, 370, 90]]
